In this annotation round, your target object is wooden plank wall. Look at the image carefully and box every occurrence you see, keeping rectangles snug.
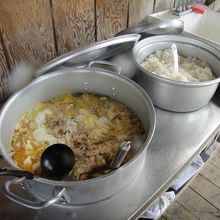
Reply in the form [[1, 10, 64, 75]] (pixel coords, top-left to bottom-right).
[[0, 0, 218, 101], [0, 37, 10, 101], [0, 0, 176, 66], [0, 0, 56, 69], [51, 0, 96, 55], [128, 0, 154, 26]]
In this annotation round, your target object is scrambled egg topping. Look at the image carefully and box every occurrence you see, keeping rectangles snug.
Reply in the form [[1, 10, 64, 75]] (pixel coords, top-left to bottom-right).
[[11, 93, 146, 180]]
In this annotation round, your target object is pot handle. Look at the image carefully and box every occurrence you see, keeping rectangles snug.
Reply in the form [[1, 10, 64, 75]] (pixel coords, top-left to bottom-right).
[[3, 177, 68, 210], [88, 60, 121, 75]]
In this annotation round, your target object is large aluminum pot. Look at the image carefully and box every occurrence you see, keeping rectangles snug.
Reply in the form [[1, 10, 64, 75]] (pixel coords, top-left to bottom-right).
[[0, 64, 155, 209], [133, 35, 220, 112]]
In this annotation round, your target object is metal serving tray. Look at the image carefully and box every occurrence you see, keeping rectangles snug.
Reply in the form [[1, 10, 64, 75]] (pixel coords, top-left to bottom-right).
[[1, 31, 220, 219], [0, 89, 220, 220]]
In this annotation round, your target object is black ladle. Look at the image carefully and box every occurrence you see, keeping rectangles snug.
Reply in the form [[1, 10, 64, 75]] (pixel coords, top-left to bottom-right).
[[40, 144, 75, 179], [0, 144, 75, 180]]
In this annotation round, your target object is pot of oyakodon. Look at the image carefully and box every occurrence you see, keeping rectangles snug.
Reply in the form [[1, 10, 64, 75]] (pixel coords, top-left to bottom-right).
[[0, 63, 156, 209]]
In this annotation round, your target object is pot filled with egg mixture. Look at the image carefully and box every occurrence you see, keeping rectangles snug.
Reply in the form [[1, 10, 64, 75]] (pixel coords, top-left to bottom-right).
[[133, 35, 220, 112], [0, 66, 155, 208]]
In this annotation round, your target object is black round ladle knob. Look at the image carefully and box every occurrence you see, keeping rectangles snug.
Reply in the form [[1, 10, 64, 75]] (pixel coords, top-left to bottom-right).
[[0, 144, 75, 180], [40, 144, 75, 180]]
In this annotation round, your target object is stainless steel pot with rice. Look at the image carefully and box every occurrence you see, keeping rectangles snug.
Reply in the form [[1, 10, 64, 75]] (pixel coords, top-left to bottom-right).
[[0, 65, 155, 209], [133, 35, 220, 112]]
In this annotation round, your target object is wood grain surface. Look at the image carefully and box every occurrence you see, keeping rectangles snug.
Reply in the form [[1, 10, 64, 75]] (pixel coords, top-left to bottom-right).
[[0, 35, 10, 101], [162, 148, 220, 220], [128, 0, 154, 26], [163, 201, 198, 220], [0, 0, 56, 69], [154, 0, 175, 13], [210, 147, 220, 169], [200, 162, 220, 188], [96, 0, 129, 40], [190, 174, 220, 210], [52, 0, 95, 55], [177, 187, 220, 220], [0, 0, 218, 103]]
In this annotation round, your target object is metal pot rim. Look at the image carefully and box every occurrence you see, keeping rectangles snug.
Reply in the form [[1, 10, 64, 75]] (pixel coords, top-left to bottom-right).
[[133, 35, 220, 87], [0, 67, 156, 185]]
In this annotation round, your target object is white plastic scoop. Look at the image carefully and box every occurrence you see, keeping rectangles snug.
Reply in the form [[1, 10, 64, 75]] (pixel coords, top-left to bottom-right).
[[171, 44, 179, 74]]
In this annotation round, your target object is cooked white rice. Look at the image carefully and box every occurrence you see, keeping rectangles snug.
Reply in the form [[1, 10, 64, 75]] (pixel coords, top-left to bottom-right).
[[141, 48, 215, 82]]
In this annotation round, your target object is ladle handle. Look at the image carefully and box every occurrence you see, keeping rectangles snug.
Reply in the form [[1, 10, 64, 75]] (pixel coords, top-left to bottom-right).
[[0, 168, 34, 180], [110, 141, 131, 169], [3, 178, 68, 210]]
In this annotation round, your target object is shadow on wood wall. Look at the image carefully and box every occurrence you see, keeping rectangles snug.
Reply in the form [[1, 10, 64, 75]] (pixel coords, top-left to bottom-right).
[[0, 0, 219, 100], [0, 0, 177, 72]]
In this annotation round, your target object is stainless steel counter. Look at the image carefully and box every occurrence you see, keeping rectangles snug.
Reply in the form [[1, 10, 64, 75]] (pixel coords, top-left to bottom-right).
[[1, 88, 220, 220]]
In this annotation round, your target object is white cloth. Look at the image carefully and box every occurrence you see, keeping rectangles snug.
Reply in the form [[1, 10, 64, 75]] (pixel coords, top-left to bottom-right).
[[141, 191, 176, 219], [141, 155, 204, 219], [170, 155, 204, 191]]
